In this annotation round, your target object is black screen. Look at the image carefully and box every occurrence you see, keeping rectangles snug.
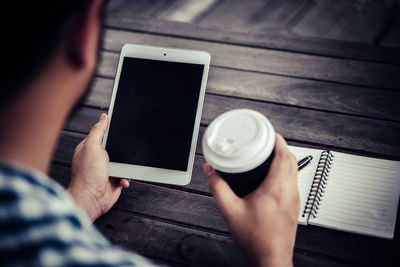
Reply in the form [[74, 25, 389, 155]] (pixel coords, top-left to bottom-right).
[[106, 57, 204, 171]]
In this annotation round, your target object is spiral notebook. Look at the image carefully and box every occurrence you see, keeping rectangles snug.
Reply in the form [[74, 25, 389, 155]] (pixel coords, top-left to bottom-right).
[[289, 146, 400, 239]]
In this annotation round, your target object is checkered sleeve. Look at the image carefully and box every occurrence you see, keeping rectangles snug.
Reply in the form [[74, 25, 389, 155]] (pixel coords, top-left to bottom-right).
[[0, 162, 159, 267]]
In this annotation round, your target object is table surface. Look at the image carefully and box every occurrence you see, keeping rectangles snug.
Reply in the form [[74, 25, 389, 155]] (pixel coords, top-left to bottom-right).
[[51, 1, 400, 266]]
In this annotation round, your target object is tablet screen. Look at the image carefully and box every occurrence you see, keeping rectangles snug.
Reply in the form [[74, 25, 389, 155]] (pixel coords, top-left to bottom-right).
[[106, 57, 204, 171]]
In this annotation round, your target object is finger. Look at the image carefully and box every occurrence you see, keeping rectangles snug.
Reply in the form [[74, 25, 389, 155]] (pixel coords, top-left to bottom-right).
[[120, 179, 130, 188], [74, 139, 85, 153], [204, 164, 242, 217], [81, 137, 87, 145], [73, 136, 89, 156], [111, 184, 123, 203], [86, 113, 108, 145], [262, 134, 288, 181], [257, 134, 295, 191], [276, 134, 298, 179], [275, 133, 290, 154]]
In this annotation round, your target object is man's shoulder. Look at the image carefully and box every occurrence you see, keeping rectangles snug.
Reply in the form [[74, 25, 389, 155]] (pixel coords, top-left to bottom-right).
[[0, 162, 158, 266], [0, 161, 66, 200]]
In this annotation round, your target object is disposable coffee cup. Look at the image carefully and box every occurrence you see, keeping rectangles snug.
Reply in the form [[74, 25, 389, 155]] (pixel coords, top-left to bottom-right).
[[202, 109, 275, 197]]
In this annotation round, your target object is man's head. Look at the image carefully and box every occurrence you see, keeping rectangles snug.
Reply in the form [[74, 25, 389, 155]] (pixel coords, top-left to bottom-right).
[[0, 0, 105, 172], [1, 0, 104, 110]]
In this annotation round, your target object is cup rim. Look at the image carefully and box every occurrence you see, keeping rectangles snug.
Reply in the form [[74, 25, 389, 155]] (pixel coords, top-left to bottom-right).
[[202, 109, 275, 173]]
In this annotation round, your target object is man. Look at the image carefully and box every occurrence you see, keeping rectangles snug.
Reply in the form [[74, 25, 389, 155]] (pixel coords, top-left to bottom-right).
[[0, 1, 299, 266]]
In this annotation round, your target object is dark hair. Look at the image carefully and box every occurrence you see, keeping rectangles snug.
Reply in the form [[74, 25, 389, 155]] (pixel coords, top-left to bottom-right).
[[0, 1, 92, 107]]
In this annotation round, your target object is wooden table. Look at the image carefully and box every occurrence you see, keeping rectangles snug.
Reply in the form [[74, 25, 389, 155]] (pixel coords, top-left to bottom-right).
[[51, 1, 400, 266]]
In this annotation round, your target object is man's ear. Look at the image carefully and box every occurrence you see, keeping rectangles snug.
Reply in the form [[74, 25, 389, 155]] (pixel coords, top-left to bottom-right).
[[64, 0, 103, 70]]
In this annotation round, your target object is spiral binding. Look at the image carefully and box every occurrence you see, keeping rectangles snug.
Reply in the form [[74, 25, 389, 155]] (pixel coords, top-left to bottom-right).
[[301, 150, 334, 219]]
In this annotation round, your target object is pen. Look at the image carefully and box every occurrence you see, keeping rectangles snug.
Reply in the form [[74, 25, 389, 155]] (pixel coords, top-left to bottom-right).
[[298, 155, 313, 171]]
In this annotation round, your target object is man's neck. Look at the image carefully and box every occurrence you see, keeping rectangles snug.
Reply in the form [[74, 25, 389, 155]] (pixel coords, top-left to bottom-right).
[[0, 53, 88, 174]]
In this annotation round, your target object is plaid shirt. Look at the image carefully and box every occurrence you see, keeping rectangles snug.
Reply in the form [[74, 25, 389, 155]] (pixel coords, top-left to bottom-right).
[[0, 162, 157, 267]]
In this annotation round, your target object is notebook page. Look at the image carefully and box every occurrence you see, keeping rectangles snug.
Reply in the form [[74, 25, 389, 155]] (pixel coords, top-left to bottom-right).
[[308, 152, 400, 239], [288, 146, 323, 225]]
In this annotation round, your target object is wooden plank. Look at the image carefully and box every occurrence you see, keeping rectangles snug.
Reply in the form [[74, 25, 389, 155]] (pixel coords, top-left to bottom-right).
[[49, 160, 71, 188], [96, 211, 350, 267], [104, 8, 400, 64], [105, 0, 170, 19], [54, 128, 398, 198], [197, 0, 311, 32], [291, 0, 395, 43], [247, 0, 313, 31], [205, 68, 400, 122], [49, 163, 351, 267], [53, 129, 400, 236], [49, 163, 400, 266], [96, 210, 246, 267], [54, 129, 336, 196], [52, 131, 84, 166], [65, 96, 400, 159], [90, 69, 400, 122], [84, 78, 114, 109], [65, 107, 101, 134], [381, 18, 400, 48], [157, 0, 218, 23], [196, 0, 267, 29], [48, 162, 352, 267], [334, 2, 394, 44], [53, 128, 360, 196], [101, 29, 400, 90], [200, 95, 400, 159], [49, 164, 244, 267]]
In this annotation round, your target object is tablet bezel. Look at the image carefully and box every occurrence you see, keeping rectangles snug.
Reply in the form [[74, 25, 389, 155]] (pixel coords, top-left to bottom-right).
[[102, 44, 210, 185]]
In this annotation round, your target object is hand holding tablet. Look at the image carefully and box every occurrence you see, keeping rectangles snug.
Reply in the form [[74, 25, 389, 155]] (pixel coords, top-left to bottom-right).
[[102, 44, 210, 185]]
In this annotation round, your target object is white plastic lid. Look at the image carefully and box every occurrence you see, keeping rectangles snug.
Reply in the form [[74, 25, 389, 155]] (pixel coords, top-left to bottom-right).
[[202, 109, 275, 173]]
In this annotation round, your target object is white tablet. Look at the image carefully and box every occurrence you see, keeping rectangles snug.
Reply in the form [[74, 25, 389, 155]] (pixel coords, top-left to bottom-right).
[[102, 44, 210, 185]]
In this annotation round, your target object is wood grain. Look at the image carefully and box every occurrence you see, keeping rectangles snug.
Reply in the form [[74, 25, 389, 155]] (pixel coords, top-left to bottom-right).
[[205, 68, 400, 122], [104, 4, 400, 64], [49, 162, 353, 267], [381, 17, 400, 48], [197, 0, 311, 32], [54, 129, 338, 196], [200, 94, 400, 159], [84, 78, 114, 109], [90, 68, 400, 122], [49, 163, 400, 266], [65, 97, 400, 159], [96, 210, 246, 267], [119, 180, 400, 266], [336, 2, 394, 44], [106, 0, 170, 19], [197, 0, 269, 29], [53, 131, 85, 166], [54, 127, 376, 197], [156, 0, 218, 23], [247, 0, 313, 31], [291, 0, 395, 43], [96, 210, 350, 267], [101, 29, 400, 90]]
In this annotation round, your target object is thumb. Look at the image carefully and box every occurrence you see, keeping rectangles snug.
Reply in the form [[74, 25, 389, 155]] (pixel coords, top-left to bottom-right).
[[87, 113, 108, 145], [109, 184, 123, 212], [204, 164, 242, 217]]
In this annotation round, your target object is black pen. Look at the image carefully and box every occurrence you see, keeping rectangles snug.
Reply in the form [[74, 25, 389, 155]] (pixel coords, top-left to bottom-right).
[[298, 155, 313, 171]]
